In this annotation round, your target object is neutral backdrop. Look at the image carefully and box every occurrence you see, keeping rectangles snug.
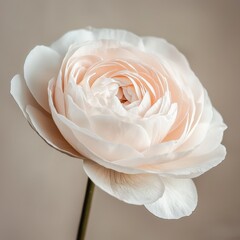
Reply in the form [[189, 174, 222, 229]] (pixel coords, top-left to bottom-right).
[[0, 0, 239, 240]]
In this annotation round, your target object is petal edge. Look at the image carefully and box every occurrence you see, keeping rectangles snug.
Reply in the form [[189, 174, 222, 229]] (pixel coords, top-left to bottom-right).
[[83, 160, 164, 205], [145, 178, 197, 219]]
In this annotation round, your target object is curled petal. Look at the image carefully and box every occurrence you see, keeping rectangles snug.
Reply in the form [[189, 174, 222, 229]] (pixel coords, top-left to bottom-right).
[[51, 29, 95, 55], [10, 28, 227, 221], [24, 45, 61, 112], [188, 108, 227, 157], [143, 145, 226, 178], [177, 91, 212, 152], [89, 114, 151, 151], [142, 36, 203, 101], [138, 103, 178, 144], [83, 160, 164, 205], [11, 75, 81, 157], [26, 105, 81, 157], [10, 74, 40, 121], [157, 108, 227, 178], [51, 28, 144, 56], [65, 95, 91, 129], [145, 178, 197, 219], [48, 79, 143, 174]]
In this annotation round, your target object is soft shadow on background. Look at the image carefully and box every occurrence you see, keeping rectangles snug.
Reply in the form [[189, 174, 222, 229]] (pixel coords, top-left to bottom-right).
[[0, 0, 239, 239]]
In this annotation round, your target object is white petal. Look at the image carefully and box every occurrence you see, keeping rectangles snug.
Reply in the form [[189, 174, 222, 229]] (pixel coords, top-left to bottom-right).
[[147, 145, 226, 178], [188, 108, 227, 156], [96, 122, 225, 177], [89, 114, 151, 151], [159, 108, 227, 178], [26, 105, 81, 158], [175, 145, 226, 178], [52, 110, 143, 163], [83, 160, 164, 205], [143, 141, 178, 158], [10, 74, 40, 121], [48, 80, 143, 174], [138, 103, 177, 145], [51, 28, 144, 56], [51, 29, 95, 55], [24, 45, 61, 112], [142, 36, 203, 101], [177, 91, 213, 152], [65, 95, 91, 129], [11, 76, 82, 158], [145, 178, 197, 219], [91, 28, 144, 48], [54, 71, 66, 115], [144, 98, 162, 117]]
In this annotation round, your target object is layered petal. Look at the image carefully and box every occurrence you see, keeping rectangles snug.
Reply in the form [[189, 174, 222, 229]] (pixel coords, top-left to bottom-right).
[[49, 79, 144, 174], [26, 105, 81, 157], [10, 75, 80, 157], [142, 36, 203, 101], [188, 108, 227, 156], [24, 45, 61, 112], [10, 74, 40, 121], [11, 28, 227, 220], [154, 108, 227, 178], [83, 160, 164, 205], [140, 145, 226, 178], [89, 114, 151, 151], [51, 28, 144, 56], [145, 178, 197, 219], [176, 90, 212, 152]]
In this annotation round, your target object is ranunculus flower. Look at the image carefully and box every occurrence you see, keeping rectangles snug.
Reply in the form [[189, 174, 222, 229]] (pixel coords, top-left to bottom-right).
[[11, 28, 227, 219]]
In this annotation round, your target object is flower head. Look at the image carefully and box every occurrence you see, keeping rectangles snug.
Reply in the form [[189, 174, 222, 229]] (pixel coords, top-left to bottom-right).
[[11, 28, 227, 219]]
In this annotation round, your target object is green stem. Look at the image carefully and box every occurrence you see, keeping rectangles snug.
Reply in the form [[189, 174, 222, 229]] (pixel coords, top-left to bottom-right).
[[76, 178, 95, 240]]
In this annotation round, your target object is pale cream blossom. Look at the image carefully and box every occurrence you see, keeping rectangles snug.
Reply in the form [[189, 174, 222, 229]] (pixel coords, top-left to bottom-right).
[[11, 28, 227, 219]]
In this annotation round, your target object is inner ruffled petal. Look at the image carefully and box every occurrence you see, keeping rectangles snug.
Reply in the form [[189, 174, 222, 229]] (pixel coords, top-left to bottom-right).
[[51, 39, 200, 157]]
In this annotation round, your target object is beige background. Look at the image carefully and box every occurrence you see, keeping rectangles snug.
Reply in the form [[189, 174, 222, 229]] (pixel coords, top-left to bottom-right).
[[0, 0, 239, 239]]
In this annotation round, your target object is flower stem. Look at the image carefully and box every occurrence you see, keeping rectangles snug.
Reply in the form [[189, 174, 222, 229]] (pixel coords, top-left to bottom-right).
[[76, 178, 95, 240]]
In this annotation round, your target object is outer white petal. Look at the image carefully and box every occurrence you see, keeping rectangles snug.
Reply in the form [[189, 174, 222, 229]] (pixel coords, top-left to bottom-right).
[[10, 75, 80, 157], [145, 178, 197, 219], [157, 108, 227, 178], [162, 145, 227, 178], [177, 91, 213, 152], [126, 107, 226, 177], [83, 160, 164, 205], [24, 45, 61, 112], [91, 28, 144, 48], [10, 74, 40, 121], [51, 28, 144, 56], [138, 145, 226, 178], [51, 29, 95, 56], [26, 105, 81, 158], [188, 108, 227, 157]]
